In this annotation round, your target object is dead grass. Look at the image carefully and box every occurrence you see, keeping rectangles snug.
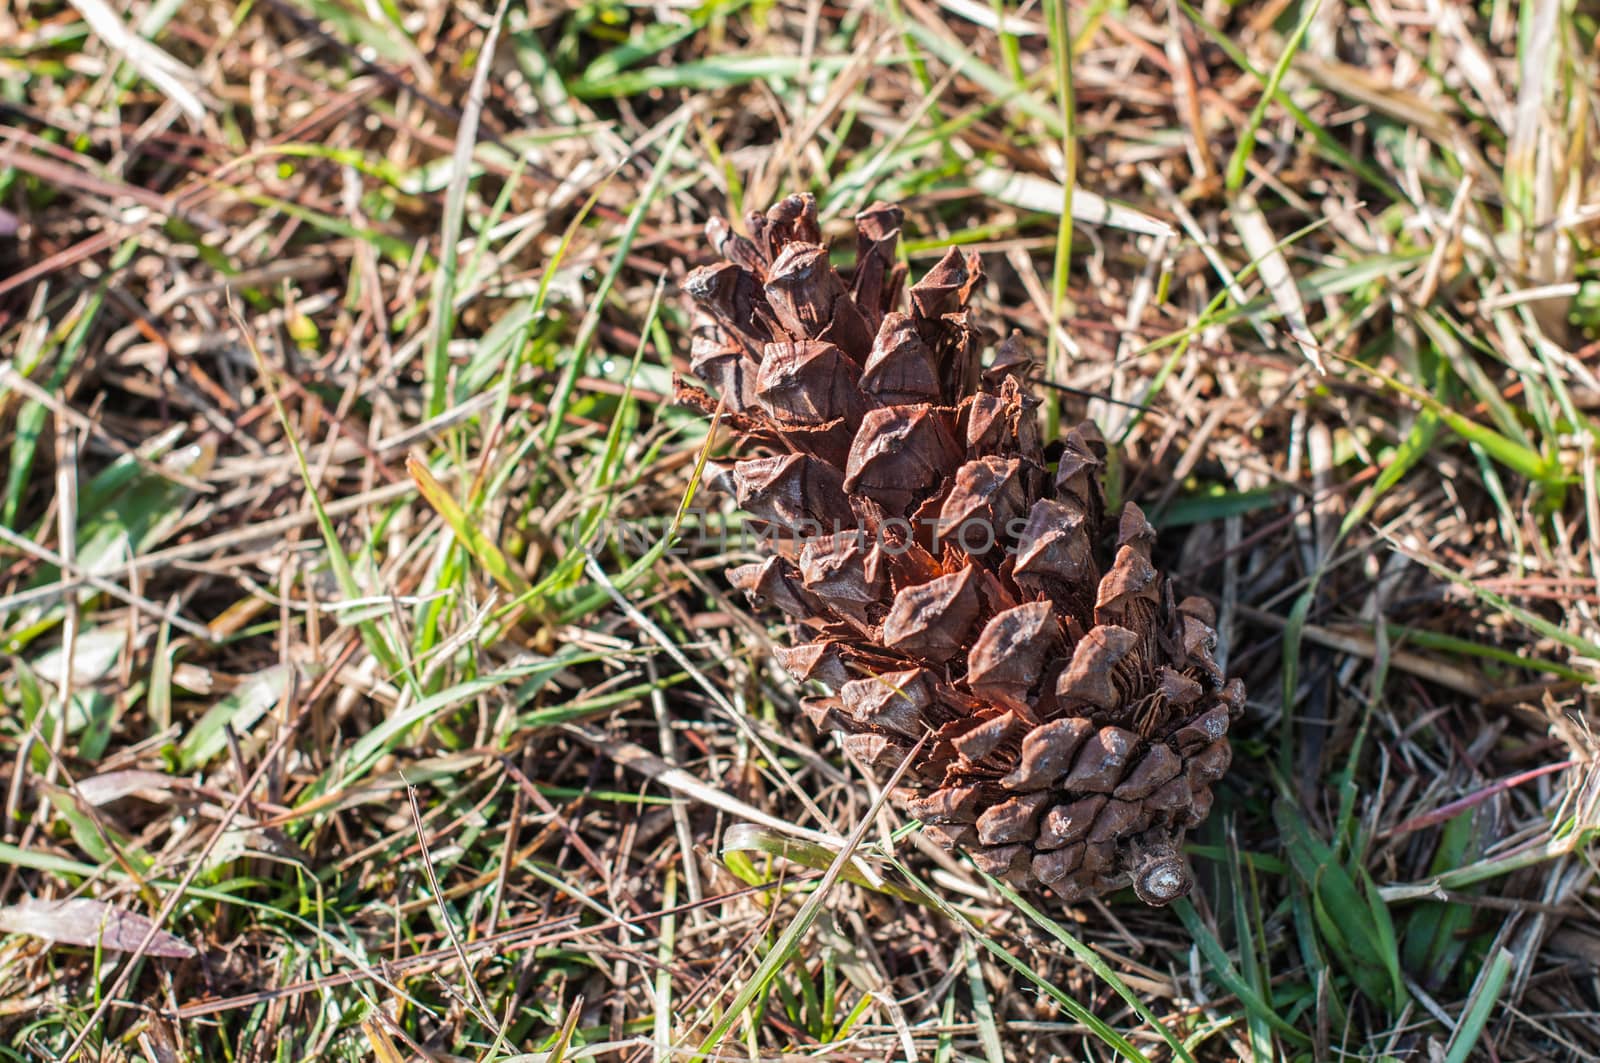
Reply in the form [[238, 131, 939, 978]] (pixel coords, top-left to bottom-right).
[[1, 0, 1598, 1060]]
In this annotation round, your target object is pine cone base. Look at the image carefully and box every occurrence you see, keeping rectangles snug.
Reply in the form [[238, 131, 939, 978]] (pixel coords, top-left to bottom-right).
[[681, 195, 1242, 907]]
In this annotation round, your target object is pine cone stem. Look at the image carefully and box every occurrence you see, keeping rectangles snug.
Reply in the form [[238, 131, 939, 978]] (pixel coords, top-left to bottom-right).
[[1128, 835, 1192, 907]]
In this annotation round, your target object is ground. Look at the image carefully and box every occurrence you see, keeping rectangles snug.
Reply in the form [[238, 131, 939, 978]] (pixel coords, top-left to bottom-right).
[[1, 1, 1598, 1060]]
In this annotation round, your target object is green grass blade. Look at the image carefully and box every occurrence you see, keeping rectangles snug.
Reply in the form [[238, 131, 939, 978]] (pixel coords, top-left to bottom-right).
[[891, 860, 1156, 1062], [1172, 899, 1312, 1045], [409, 455, 533, 599], [1444, 947, 1513, 1063], [1274, 800, 1406, 1009], [983, 874, 1197, 1063], [1225, 0, 1321, 190]]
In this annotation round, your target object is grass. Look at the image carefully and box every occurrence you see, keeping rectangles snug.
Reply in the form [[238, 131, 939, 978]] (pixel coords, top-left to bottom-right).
[[1, 0, 1598, 1060]]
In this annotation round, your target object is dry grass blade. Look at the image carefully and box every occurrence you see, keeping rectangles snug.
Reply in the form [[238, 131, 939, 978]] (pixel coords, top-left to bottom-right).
[[64, 0, 206, 122], [1230, 190, 1324, 373]]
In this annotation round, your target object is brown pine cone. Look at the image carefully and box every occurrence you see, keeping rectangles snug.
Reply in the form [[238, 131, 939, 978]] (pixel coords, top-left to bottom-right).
[[678, 194, 1243, 907]]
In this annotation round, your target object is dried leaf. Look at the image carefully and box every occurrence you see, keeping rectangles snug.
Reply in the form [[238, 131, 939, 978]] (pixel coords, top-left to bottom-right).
[[74, 770, 181, 806], [0, 898, 195, 958]]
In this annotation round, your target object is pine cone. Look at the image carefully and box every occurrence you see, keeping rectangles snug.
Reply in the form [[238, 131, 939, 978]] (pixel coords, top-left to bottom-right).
[[678, 195, 1243, 907]]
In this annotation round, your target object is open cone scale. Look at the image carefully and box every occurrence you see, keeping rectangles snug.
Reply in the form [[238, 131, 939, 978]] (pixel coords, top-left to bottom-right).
[[679, 195, 1243, 906]]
